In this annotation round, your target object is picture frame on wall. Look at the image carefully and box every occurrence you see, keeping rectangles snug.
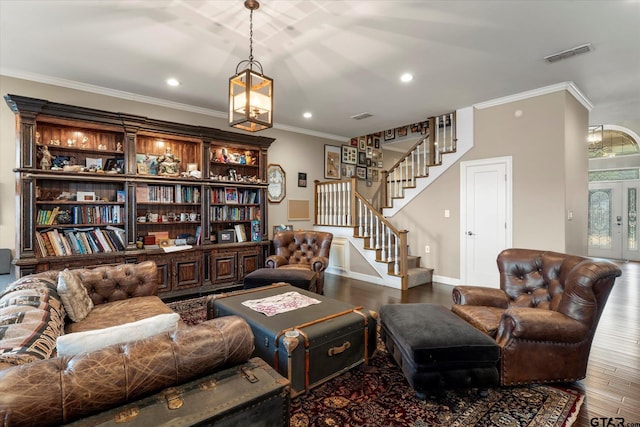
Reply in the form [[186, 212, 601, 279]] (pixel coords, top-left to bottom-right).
[[324, 144, 341, 179], [341, 164, 355, 178], [356, 166, 367, 180], [358, 151, 367, 166], [298, 172, 307, 187], [358, 136, 366, 151], [384, 128, 395, 141], [350, 138, 358, 147], [342, 145, 357, 165], [224, 187, 238, 204]]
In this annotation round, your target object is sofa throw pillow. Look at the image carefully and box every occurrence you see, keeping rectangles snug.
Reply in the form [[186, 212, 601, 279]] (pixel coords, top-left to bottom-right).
[[0, 278, 65, 365], [56, 312, 180, 356], [57, 269, 94, 322]]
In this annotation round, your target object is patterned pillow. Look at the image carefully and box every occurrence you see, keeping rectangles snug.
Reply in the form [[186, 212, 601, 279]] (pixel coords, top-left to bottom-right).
[[57, 269, 94, 322], [0, 277, 65, 365]]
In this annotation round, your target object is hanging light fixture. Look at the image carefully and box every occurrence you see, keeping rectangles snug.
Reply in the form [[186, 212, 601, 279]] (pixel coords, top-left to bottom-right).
[[229, 0, 273, 132]]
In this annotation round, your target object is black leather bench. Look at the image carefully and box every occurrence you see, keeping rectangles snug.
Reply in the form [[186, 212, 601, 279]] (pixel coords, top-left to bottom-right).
[[243, 268, 319, 293], [380, 303, 499, 399]]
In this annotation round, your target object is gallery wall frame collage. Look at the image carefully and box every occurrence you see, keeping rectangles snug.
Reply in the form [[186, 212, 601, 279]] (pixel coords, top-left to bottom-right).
[[324, 134, 383, 186], [324, 120, 429, 184]]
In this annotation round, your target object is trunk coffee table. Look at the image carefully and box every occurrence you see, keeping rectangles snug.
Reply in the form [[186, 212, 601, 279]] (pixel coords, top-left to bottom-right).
[[207, 283, 377, 396]]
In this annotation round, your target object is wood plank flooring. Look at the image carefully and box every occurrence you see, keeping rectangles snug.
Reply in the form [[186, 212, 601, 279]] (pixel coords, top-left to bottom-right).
[[322, 260, 640, 427]]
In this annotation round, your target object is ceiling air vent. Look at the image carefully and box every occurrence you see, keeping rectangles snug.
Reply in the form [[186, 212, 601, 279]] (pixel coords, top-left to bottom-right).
[[350, 112, 373, 120], [544, 43, 593, 63]]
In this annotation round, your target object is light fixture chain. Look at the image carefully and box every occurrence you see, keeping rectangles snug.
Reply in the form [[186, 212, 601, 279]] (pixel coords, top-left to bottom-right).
[[248, 9, 254, 65]]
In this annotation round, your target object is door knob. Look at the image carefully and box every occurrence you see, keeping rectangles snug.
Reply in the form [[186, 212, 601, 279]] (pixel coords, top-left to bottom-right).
[[467, 231, 475, 236]]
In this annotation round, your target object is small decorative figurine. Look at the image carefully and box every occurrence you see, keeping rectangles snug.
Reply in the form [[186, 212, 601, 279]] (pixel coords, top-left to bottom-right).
[[67, 139, 76, 147], [157, 146, 181, 176], [49, 139, 60, 146], [98, 143, 106, 150], [81, 136, 89, 148], [40, 146, 52, 170]]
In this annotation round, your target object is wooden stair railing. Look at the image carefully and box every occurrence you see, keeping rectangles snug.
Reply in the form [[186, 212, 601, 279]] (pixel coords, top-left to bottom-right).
[[381, 112, 456, 208], [315, 177, 410, 289], [313, 111, 457, 290]]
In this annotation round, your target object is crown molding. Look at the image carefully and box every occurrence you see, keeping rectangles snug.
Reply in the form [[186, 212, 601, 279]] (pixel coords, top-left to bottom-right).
[[0, 68, 347, 142], [473, 81, 593, 112]]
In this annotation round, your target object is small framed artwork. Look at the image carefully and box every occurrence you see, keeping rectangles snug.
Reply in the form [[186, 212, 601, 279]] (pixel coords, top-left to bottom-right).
[[384, 128, 395, 141], [367, 135, 373, 146], [374, 137, 380, 149], [273, 224, 293, 236], [217, 229, 235, 243], [298, 172, 307, 187], [341, 164, 355, 178], [77, 191, 95, 202], [137, 163, 149, 175], [356, 166, 367, 180], [224, 187, 238, 204], [350, 138, 358, 147], [358, 136, 366, 151], [366, 158, 372, 167], [377, 160, 383, 168], [342, 145, 357, 165], [324, 144, 341, 179], [116, 190, 126, 202], [372, 169, 379, 182], [367, 146, 373, 158], [358, 151, 367, 166], [397, 126, 408, 137]]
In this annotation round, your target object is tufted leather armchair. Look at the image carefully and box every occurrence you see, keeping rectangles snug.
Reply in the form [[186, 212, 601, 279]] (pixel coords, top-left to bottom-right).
[[451, 248, 621, 386], [266, 230, 333, 294]]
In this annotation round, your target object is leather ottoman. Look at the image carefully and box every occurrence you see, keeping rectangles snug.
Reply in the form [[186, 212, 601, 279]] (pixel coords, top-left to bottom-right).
[[380, 303, 499, 399], [243, 268, 318, 293]]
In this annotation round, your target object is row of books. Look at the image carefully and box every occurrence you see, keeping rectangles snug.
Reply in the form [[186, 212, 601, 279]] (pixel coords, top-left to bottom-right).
[[35, 226, 126, 257], [211, 188, 259, 204], [37, 205, 124, 226], [210, 206, 259, 222]]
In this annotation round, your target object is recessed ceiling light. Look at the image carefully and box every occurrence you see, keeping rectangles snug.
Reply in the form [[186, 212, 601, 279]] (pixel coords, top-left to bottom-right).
[[400, 73, 413, 83], [166, 78, 180, 87], [303, 112, 312, 119]]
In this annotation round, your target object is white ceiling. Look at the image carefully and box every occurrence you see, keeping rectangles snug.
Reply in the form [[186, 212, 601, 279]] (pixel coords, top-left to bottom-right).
[[1, 0, 639, 140]]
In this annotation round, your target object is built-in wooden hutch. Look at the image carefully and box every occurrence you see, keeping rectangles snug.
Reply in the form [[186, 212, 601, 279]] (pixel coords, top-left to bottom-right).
[[6, 94, 274, 299]]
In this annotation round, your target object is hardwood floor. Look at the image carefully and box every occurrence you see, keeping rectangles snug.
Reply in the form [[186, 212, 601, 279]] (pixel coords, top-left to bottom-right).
[[322, 261, 640, 427]]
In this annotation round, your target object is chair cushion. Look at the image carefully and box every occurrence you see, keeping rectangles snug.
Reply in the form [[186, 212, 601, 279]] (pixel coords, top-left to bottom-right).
[[65, 295, 176, 334], [451, 304, 505, 338], [57, 269, 94, 322]]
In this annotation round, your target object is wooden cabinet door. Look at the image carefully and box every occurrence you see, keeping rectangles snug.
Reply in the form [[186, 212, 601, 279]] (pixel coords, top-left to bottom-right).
[[211, 251, 236, 284], [173, 252, 201, 291], [238, 248, 261, 281], [144, 254, 171, 294]]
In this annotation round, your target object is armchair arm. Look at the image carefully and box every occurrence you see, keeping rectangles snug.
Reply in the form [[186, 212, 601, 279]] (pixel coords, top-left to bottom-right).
[[265, 255, 288, 269], [452, 285, 509, 308], [496, 307, 589, 347], [310, 256, 329, 273]]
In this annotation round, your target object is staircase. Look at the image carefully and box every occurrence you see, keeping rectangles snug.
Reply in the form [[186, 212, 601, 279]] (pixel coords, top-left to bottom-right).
[[314, 113, 459, 290]]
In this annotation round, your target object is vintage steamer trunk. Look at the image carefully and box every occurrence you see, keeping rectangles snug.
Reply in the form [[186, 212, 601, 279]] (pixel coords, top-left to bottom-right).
[[65, 358, 290, 427], [208, 283, 377, 396]]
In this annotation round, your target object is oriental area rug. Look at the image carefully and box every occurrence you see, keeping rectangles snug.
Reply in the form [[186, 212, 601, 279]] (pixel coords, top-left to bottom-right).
[[168, 296, 583, 427]]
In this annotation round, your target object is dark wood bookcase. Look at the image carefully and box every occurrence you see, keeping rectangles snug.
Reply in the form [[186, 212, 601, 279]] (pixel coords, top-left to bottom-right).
[[6, 94, 274, 298]]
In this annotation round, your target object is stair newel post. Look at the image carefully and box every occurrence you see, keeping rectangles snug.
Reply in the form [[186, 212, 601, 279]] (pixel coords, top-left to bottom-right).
[[349, 177, 357, 227], [399, 230, 409, 290], [393, 233, 400, 275], [380, 170, 388, 208]]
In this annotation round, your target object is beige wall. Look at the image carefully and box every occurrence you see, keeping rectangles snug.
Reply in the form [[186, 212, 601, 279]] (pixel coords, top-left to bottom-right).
[[390, 91, 589, 280], [0, 75, 341, 256]]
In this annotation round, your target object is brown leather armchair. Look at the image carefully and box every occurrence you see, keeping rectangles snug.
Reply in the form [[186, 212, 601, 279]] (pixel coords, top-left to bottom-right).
[[451, 248, 621, 386], [266, 230, 333, 294]]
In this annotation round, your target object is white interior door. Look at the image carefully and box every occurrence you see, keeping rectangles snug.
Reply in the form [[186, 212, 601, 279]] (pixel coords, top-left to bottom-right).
[[460, 157, 512, 287], [588, 181, 639, 261]]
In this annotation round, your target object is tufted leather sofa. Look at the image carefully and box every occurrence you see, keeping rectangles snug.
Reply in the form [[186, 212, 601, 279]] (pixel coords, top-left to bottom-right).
[[451, 248, 621, 386], [266, 230, 333, 294], [0, 261, 255, 426]]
